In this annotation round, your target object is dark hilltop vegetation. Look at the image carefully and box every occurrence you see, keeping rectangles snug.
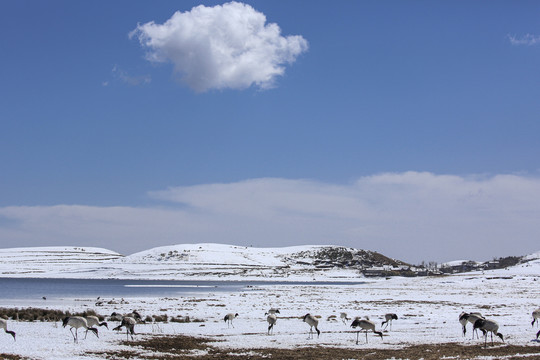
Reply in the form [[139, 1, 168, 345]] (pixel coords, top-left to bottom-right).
[[292, 247, 532, 278]]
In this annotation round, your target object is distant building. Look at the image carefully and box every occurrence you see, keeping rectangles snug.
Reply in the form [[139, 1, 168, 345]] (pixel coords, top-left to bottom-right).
[[363, 267, 385, 277]]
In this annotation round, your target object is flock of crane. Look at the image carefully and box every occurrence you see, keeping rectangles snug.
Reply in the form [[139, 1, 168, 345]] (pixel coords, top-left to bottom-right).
[[231, 308, 539, 348], [0, 307, 539, 347], [0, 310, 141, 344], [297, 312, 399, 345], [222, 307, 540, 347]]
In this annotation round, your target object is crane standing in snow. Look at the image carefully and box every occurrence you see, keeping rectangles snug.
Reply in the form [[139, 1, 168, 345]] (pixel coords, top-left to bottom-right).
[[302, 313, 320, 339], [113, 316, 137, 341], [267, 314, 277, 335], [459, 312, 485, 339], [473, 318, 504, 347], [0, 319, 15, 341], [62, 316, 98, 343], [224, 313, 238, 328], [85, 315, 108, 339], [531, 308, 540, 327], [381, 313, 398, 331], [351, 318, 383, 344]]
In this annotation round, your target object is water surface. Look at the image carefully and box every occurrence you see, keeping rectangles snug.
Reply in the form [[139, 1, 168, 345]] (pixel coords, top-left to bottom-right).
[[0, 277, 364, 305]]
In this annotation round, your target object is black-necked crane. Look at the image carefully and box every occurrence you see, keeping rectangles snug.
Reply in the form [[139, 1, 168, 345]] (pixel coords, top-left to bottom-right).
[[62, 316, 98, 343], [110, 310, 142, 330], [265, 308, 280, 316], [109, 312, 122, 322], [267, 314, 277, 335], [459, 312, 468, 336], [302, 313, 320, 339], [85, 315, 108, 339], [111, 311, 141, 322], [0, 319, 15, 341], [351, 318, 383, 344], [381, 313, 398, 331], [112, 316, 136, 340], [224, 313, 238, 328], [531, 308, 540, 327], [473, 318, 504, 347], [130, 310, 142, 321], [340, 312, 350, 325], [459, 312, 485, 339]]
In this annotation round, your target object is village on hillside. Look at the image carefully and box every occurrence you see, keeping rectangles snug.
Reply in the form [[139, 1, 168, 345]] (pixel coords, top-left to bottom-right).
[[361, 255, 524, 277]]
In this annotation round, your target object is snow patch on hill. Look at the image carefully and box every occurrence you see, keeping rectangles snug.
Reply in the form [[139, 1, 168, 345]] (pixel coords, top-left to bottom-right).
[[483, 252, 540, 276], [0, 243, 405, 281]]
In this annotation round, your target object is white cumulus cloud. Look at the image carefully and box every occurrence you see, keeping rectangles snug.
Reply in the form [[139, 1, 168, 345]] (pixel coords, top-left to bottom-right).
[[130, 1, 308, 92]]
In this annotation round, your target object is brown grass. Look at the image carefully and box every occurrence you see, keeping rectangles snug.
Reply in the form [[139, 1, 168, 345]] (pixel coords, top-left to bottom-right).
[[0, 307, 105, 322], [92, 334, 540, 360], [0, 354, 28, 360]]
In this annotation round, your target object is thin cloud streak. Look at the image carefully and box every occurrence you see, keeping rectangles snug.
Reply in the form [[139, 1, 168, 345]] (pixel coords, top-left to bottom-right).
[[111, 65, 151, 86], [0, 172, 539, 263], [507, 33, 540, 46]]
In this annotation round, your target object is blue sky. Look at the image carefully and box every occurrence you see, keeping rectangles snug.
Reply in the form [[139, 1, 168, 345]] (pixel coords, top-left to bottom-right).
[[1, 1, 540, 263]]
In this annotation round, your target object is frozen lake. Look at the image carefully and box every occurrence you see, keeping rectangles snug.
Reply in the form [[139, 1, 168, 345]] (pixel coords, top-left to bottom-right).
[[0, 277, 365, 306]]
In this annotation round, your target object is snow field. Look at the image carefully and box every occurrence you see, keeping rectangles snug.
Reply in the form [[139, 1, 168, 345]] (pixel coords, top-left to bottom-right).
[[1, 271, 539, 359]]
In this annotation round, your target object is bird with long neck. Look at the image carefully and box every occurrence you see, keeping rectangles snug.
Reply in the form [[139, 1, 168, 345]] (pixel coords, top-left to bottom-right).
[[0, 319, 15, 341], [532, 308, 540, 327], [302, 314, 320, 339], [351, 318, 383, 344], [460, 312, 485, 339], [473, 318, 504, 347], [381, 313, 398, 331], [265, 308, 280, 316], [85, 315, 108, 339], [267, 314, 277, 335], [458, 312, 469, 336], [62, 316, 98, 343], [113, 316, 136, 340], [224, 313, 238, 328]]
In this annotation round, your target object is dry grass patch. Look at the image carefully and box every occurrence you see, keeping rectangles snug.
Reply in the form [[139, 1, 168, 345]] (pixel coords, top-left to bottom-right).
[[93, 334, 540, 360], [0, 307, 105, 322], [0, 354, 28, 360]]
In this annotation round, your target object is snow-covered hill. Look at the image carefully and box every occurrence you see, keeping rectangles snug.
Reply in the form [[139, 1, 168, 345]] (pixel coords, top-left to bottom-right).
[[0, 246, 122, 277], [0, 243, 537, 281], [483, 250, 540, 276], [0, 243, 406, 281]]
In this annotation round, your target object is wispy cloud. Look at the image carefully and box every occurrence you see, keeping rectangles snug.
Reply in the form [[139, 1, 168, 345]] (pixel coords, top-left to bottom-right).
[[130, 1, 308, 93], [111, 65, 151, 86], [1, 172, 539, 263], [507, 33, 540, 46]]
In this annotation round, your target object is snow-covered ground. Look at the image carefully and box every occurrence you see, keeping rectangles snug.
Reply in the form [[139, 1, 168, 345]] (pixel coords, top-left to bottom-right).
[[0, 246, 539, 359], [1, 263, 539, 359]]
